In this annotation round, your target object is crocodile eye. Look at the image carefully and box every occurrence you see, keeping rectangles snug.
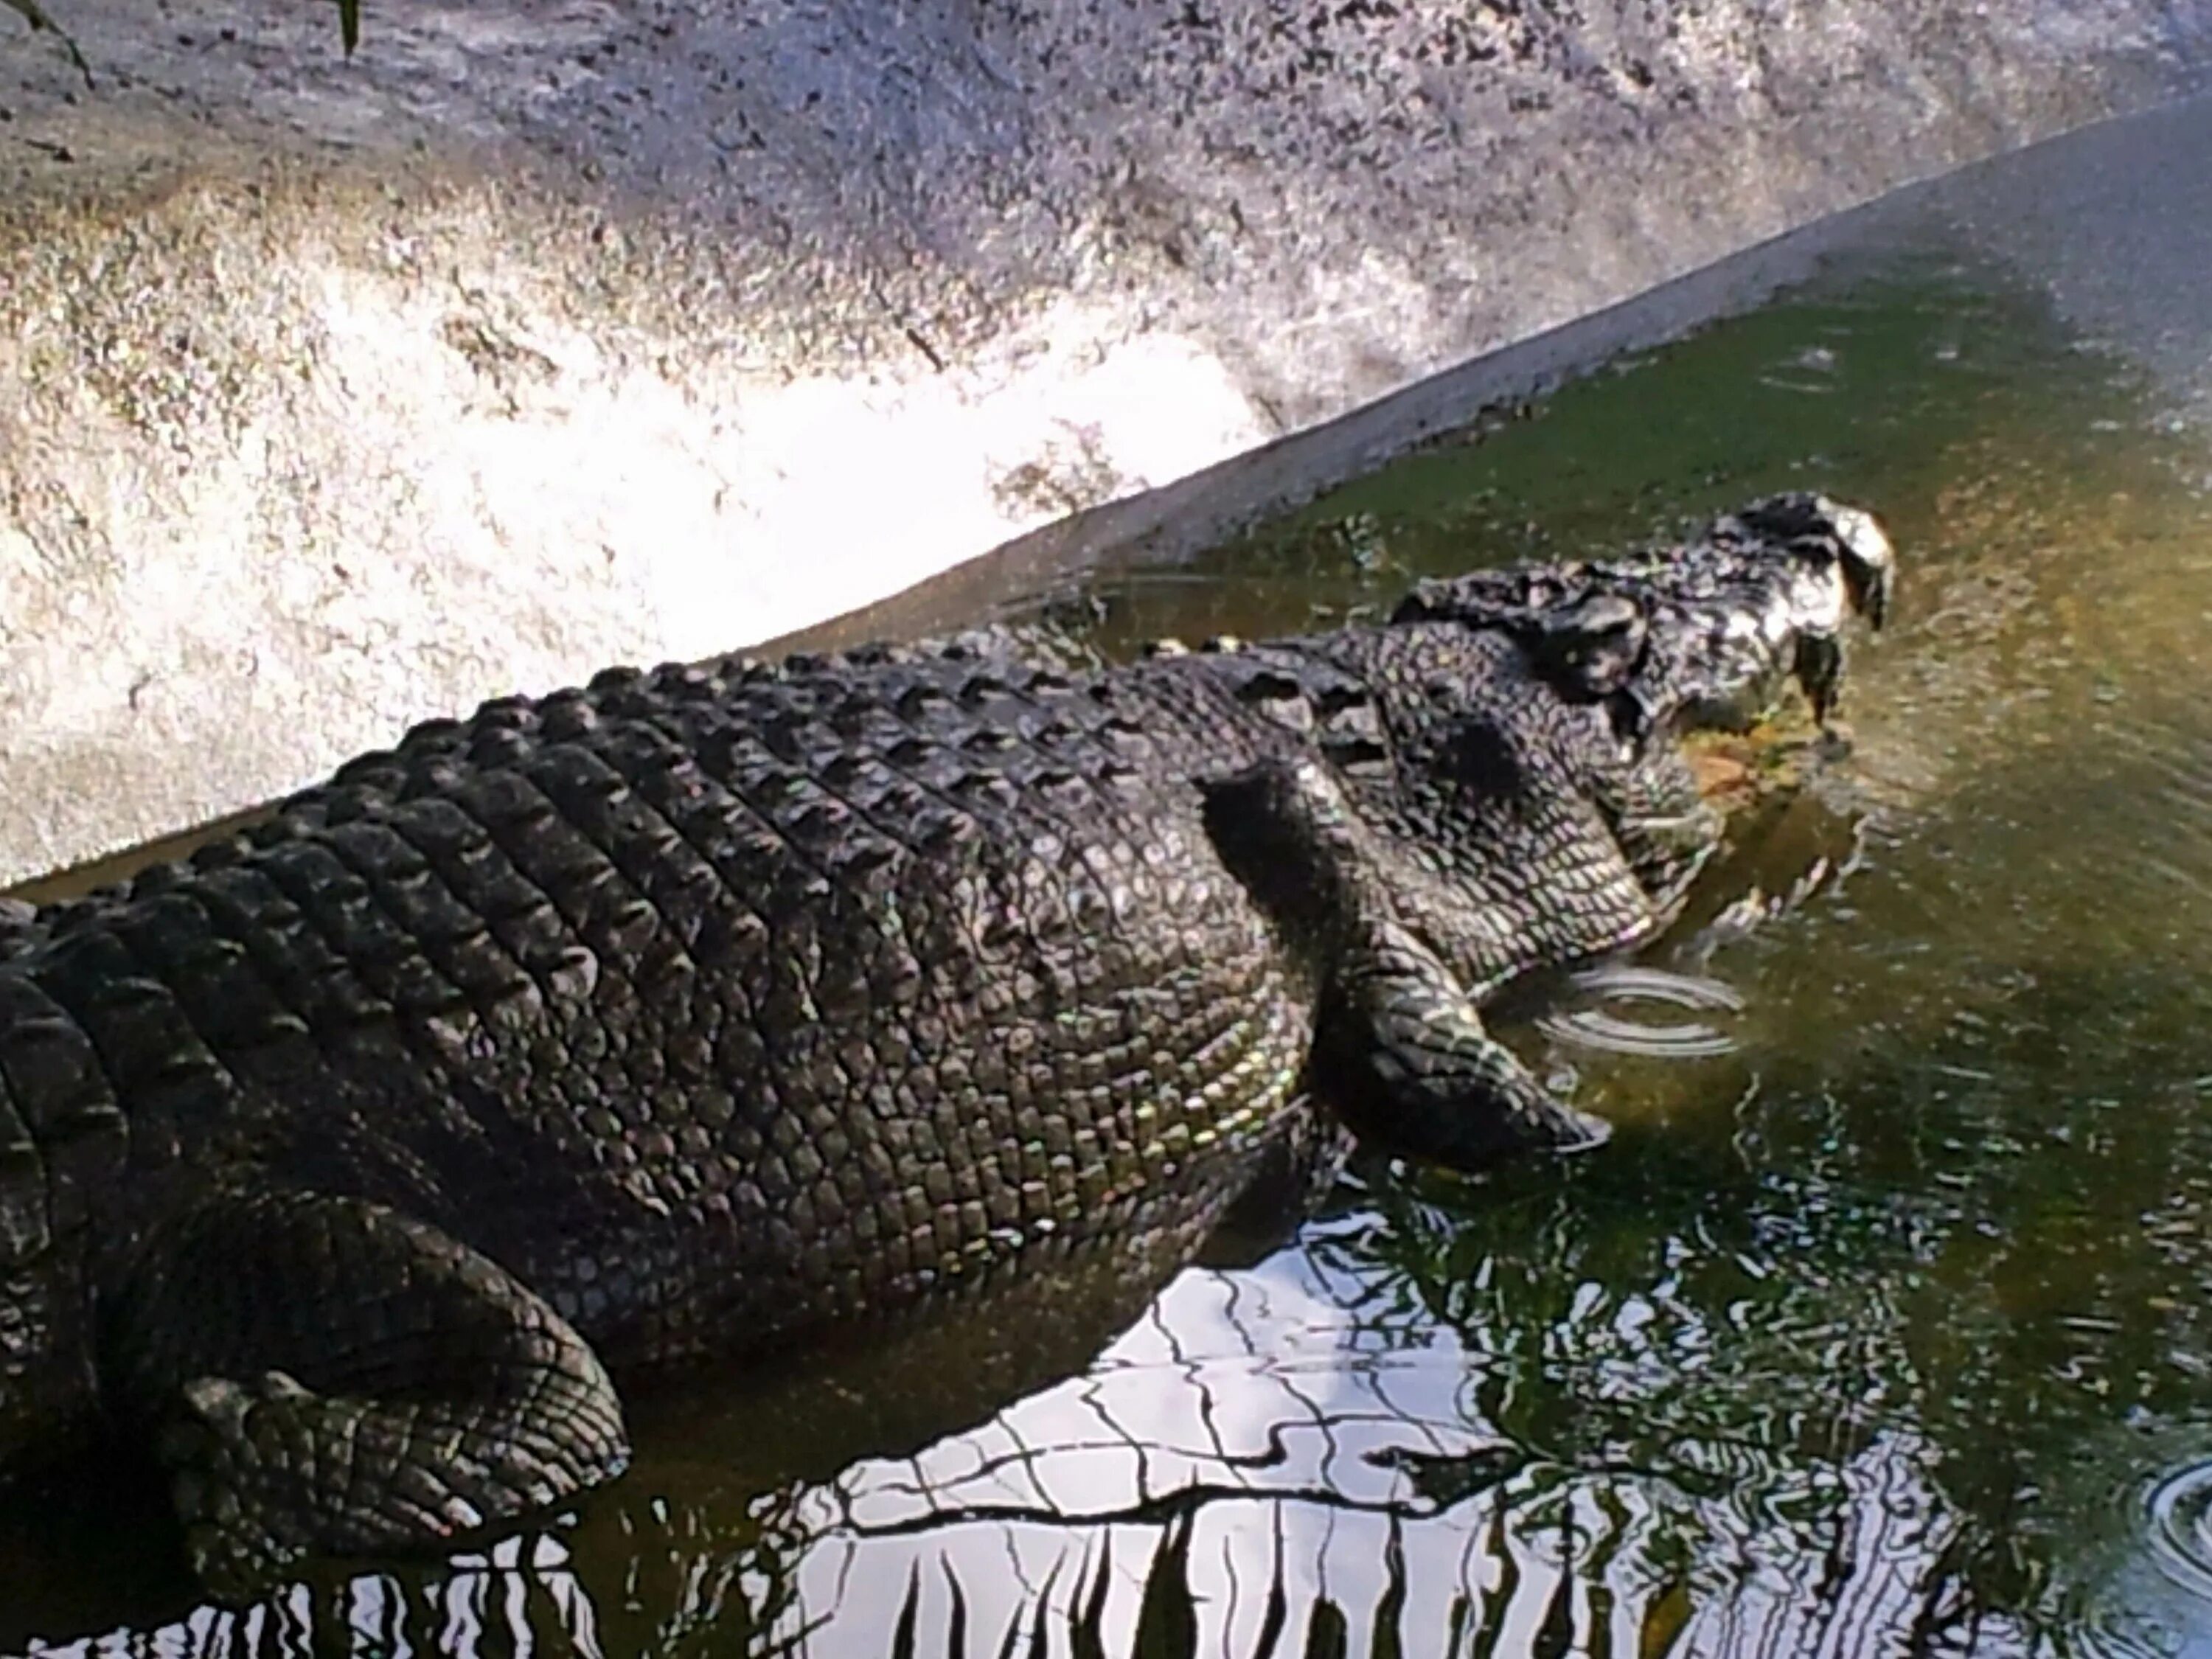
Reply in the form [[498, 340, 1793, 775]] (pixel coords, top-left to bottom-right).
[[1523, 594, 1649, 700]]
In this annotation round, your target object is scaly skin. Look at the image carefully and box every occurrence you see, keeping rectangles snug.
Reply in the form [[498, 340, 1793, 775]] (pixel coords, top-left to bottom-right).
[[0, 493, 1893, 1596]]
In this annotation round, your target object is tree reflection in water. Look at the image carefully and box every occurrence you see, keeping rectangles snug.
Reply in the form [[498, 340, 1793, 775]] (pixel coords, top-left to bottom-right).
[[9, 1197, 2048, 1658]]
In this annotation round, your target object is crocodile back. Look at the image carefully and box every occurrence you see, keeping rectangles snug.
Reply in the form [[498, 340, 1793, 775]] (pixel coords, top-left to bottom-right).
[[2, 634, 1321, 1369]]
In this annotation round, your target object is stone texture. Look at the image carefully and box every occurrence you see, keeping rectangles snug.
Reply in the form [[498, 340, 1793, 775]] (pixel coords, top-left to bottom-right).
[[2, 0, 2208, 887]]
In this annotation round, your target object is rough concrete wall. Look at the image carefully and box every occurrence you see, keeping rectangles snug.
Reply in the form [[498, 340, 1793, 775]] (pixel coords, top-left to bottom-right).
[[1, 0, 2208, 886]]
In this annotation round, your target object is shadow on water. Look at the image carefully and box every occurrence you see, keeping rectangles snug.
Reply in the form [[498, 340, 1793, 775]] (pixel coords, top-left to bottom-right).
[[15, 105, 2212, 1655]]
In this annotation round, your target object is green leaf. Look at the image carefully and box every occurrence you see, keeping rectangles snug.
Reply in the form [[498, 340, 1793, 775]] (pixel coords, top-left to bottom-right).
[[340, 0, 360, 55]]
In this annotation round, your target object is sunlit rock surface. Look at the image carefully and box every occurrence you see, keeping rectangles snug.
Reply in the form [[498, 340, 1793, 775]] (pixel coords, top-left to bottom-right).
[[2, 0, 2209, 884]]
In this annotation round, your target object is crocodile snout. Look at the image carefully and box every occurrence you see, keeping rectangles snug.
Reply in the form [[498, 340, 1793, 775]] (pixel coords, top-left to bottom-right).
[[1391, 493, 1896, 738], [1826, 500, 1896, 631], [1723, 493, 1895, 726]]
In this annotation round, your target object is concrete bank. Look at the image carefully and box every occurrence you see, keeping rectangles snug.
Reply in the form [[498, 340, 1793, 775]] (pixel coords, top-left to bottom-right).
[[2, 0, 2208, 886]]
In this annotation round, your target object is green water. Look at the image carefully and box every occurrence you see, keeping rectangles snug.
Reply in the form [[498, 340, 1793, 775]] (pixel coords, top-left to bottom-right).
[[10, 251, 2212, 1655]]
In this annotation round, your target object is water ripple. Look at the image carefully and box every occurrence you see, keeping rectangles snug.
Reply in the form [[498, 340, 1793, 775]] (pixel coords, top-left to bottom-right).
[[2144, 1454, 2212, 1604], [1537, 965, 1747, 1058]]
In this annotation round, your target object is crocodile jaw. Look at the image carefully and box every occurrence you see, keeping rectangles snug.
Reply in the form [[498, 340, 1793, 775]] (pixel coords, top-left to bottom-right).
[[1677, 493, 1894, 731], [1570, 493, 1896, 738], [1829, 502, 1896, 627]]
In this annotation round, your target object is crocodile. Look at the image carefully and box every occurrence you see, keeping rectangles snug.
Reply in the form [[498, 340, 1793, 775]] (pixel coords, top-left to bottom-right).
[[0, 492, 1892, 1596]]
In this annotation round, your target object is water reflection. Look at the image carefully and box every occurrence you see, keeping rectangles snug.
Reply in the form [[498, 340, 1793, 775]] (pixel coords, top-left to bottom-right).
[[7, 1237, 2039, 1658]]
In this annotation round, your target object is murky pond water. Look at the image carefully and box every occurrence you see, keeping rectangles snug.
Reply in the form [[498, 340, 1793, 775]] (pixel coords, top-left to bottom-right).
[[994, 250, 2212, 1658], [11, 114, 2212, 1657]]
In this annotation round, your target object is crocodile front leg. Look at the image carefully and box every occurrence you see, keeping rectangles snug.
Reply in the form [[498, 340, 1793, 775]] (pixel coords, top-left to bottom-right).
[[101, 1189, 629, 1600], [1324, 915, 1610, 1162], [1203, 757, 1611, 1168]]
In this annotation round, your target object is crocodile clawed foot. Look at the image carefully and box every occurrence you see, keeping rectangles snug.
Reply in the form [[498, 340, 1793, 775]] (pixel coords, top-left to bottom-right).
[[111, 1192, 631, 1603], [161, 1372, 320, 1604], [1326, 935, 1616, 1171]]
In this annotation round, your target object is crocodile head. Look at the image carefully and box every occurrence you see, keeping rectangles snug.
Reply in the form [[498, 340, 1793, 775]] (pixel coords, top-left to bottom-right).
[[1392, 492, 1896, 743], [1349, 493, 1894, 922]]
